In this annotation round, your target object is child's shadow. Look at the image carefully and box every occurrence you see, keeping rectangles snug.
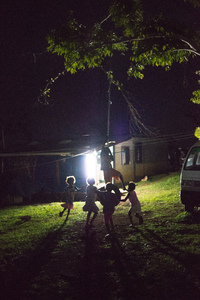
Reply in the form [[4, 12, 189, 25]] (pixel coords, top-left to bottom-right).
[[106, 231, 150, 299]]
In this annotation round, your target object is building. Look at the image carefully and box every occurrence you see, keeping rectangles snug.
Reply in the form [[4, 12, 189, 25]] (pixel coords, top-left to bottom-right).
[[113, 136, 169, 184], [0, 134, 195, 205], [0, 136, 97, 205]]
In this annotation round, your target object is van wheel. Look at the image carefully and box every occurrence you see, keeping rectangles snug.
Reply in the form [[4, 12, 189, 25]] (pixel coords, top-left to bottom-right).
[[185, 204, 194, 213]]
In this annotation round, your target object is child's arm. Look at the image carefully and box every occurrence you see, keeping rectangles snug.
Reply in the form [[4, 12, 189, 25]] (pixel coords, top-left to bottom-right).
[[97, 186, 106, 191], [75, 185, 85, 191], [96, 190, 106, 205], [120, 192, 130, 202]]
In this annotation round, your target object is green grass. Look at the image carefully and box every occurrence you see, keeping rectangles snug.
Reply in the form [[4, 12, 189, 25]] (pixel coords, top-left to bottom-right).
[[0, 171, 198, 259], [117, 172, 200, 255], [1, 171, 200, 299], [0, 202, 88, 259]]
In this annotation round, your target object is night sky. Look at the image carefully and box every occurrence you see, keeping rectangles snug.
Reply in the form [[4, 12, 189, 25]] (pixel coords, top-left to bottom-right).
[[1, 0, 200, 149]]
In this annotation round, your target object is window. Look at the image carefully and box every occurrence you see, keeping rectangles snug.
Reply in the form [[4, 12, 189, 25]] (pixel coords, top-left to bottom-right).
[[185, 147, 200, 170], [135, 143, 142, 163], [121, 146, 130, 165]]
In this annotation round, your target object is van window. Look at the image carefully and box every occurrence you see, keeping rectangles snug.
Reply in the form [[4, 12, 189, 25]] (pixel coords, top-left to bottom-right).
[[185, 147, 200, 170]]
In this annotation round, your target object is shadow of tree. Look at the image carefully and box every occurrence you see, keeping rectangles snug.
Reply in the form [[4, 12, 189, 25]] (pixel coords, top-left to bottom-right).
[[135, 225, 200, 299], [1, 219, 68, 299], [2, 215, 200, 300]]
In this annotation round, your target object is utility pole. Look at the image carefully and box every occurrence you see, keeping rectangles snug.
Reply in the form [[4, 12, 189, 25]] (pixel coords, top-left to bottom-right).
[[107, 81, 112, 143]]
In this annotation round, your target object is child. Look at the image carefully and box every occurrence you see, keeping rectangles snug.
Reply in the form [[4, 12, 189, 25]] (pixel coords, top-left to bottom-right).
[[100, 144, 126, 190], [83, 178, 99, 229], [96, 182, 120, 236], [59, 176, 79, 220], [123, 181, 143, 226]]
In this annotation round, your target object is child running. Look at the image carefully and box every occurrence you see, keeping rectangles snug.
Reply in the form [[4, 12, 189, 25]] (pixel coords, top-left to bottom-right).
[[59, 176, 79, 220], [96, 182, 120, 237], [123, 181, 143, 226], [83, 178, 99, 229]]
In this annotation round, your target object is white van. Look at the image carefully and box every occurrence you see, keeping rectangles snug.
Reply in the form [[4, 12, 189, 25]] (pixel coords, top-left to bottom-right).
[[180, 140, 200, 212]]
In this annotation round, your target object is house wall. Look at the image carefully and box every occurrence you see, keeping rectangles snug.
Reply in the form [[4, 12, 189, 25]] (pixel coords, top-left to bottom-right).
[[114, 138, 169, 184], [135, 161, 168, 180], [114, 140, 134, 183], [0, 137, 169, 204], [135, 139, 169, 180]]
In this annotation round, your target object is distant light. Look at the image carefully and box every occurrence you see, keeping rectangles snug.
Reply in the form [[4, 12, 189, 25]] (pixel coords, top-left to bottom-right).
[[85, 150, 97, 179]]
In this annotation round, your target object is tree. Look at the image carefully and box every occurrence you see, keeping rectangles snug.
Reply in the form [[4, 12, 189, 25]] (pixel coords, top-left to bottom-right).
[[41, 0, 200, 138]]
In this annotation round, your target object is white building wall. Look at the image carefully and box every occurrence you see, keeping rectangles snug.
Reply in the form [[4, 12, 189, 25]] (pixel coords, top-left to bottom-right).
[[114, 137, 169, 184]]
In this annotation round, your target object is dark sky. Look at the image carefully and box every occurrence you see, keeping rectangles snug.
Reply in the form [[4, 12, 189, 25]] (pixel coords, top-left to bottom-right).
[[1, 0, 200, 149]]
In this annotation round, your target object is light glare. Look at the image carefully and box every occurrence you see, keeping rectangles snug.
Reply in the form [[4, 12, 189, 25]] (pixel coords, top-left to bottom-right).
[[85, 151, 97, 180]]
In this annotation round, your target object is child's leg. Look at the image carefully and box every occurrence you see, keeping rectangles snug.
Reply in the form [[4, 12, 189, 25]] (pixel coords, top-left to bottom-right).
[[105, 222, 110, 234], [86, 211, 92, 226], [89, 212, 98, 226], [119, 174, 126, 190], [128, 209, 133, 226], [66, 209, 70, 220], [135, 212, 143, 225], [110, 216, 114, 231], [59, 207, 66, 217], [104, 213, 111, 234]]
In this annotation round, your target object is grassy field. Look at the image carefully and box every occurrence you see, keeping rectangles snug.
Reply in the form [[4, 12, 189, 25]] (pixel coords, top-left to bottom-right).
[[1, 171, 200, 299]]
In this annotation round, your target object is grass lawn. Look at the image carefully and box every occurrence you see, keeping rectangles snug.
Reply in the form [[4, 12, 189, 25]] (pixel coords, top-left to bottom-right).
[[1, 171, 200, 299]]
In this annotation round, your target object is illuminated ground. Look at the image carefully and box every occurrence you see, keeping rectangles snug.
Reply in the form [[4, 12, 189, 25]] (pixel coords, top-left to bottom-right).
[[1, 207, 200, 300]]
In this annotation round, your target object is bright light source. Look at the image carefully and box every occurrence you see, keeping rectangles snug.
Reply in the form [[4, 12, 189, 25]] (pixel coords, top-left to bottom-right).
[[85, 151, 97, 180]]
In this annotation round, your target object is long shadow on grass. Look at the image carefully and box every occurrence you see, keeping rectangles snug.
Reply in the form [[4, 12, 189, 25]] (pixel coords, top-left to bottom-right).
[[74, 229, 113, 300], [136, 225, 200, 299], [108, 233, 156, 300], [75, 229, 155, 300], [1, 218, 69, 300]]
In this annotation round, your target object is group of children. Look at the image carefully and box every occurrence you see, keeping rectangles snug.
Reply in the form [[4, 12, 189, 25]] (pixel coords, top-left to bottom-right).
[[59, 176, 143, 236]]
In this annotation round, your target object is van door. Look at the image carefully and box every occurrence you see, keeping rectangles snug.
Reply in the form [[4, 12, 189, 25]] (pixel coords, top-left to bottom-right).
[[180, 144, 200, 212]]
